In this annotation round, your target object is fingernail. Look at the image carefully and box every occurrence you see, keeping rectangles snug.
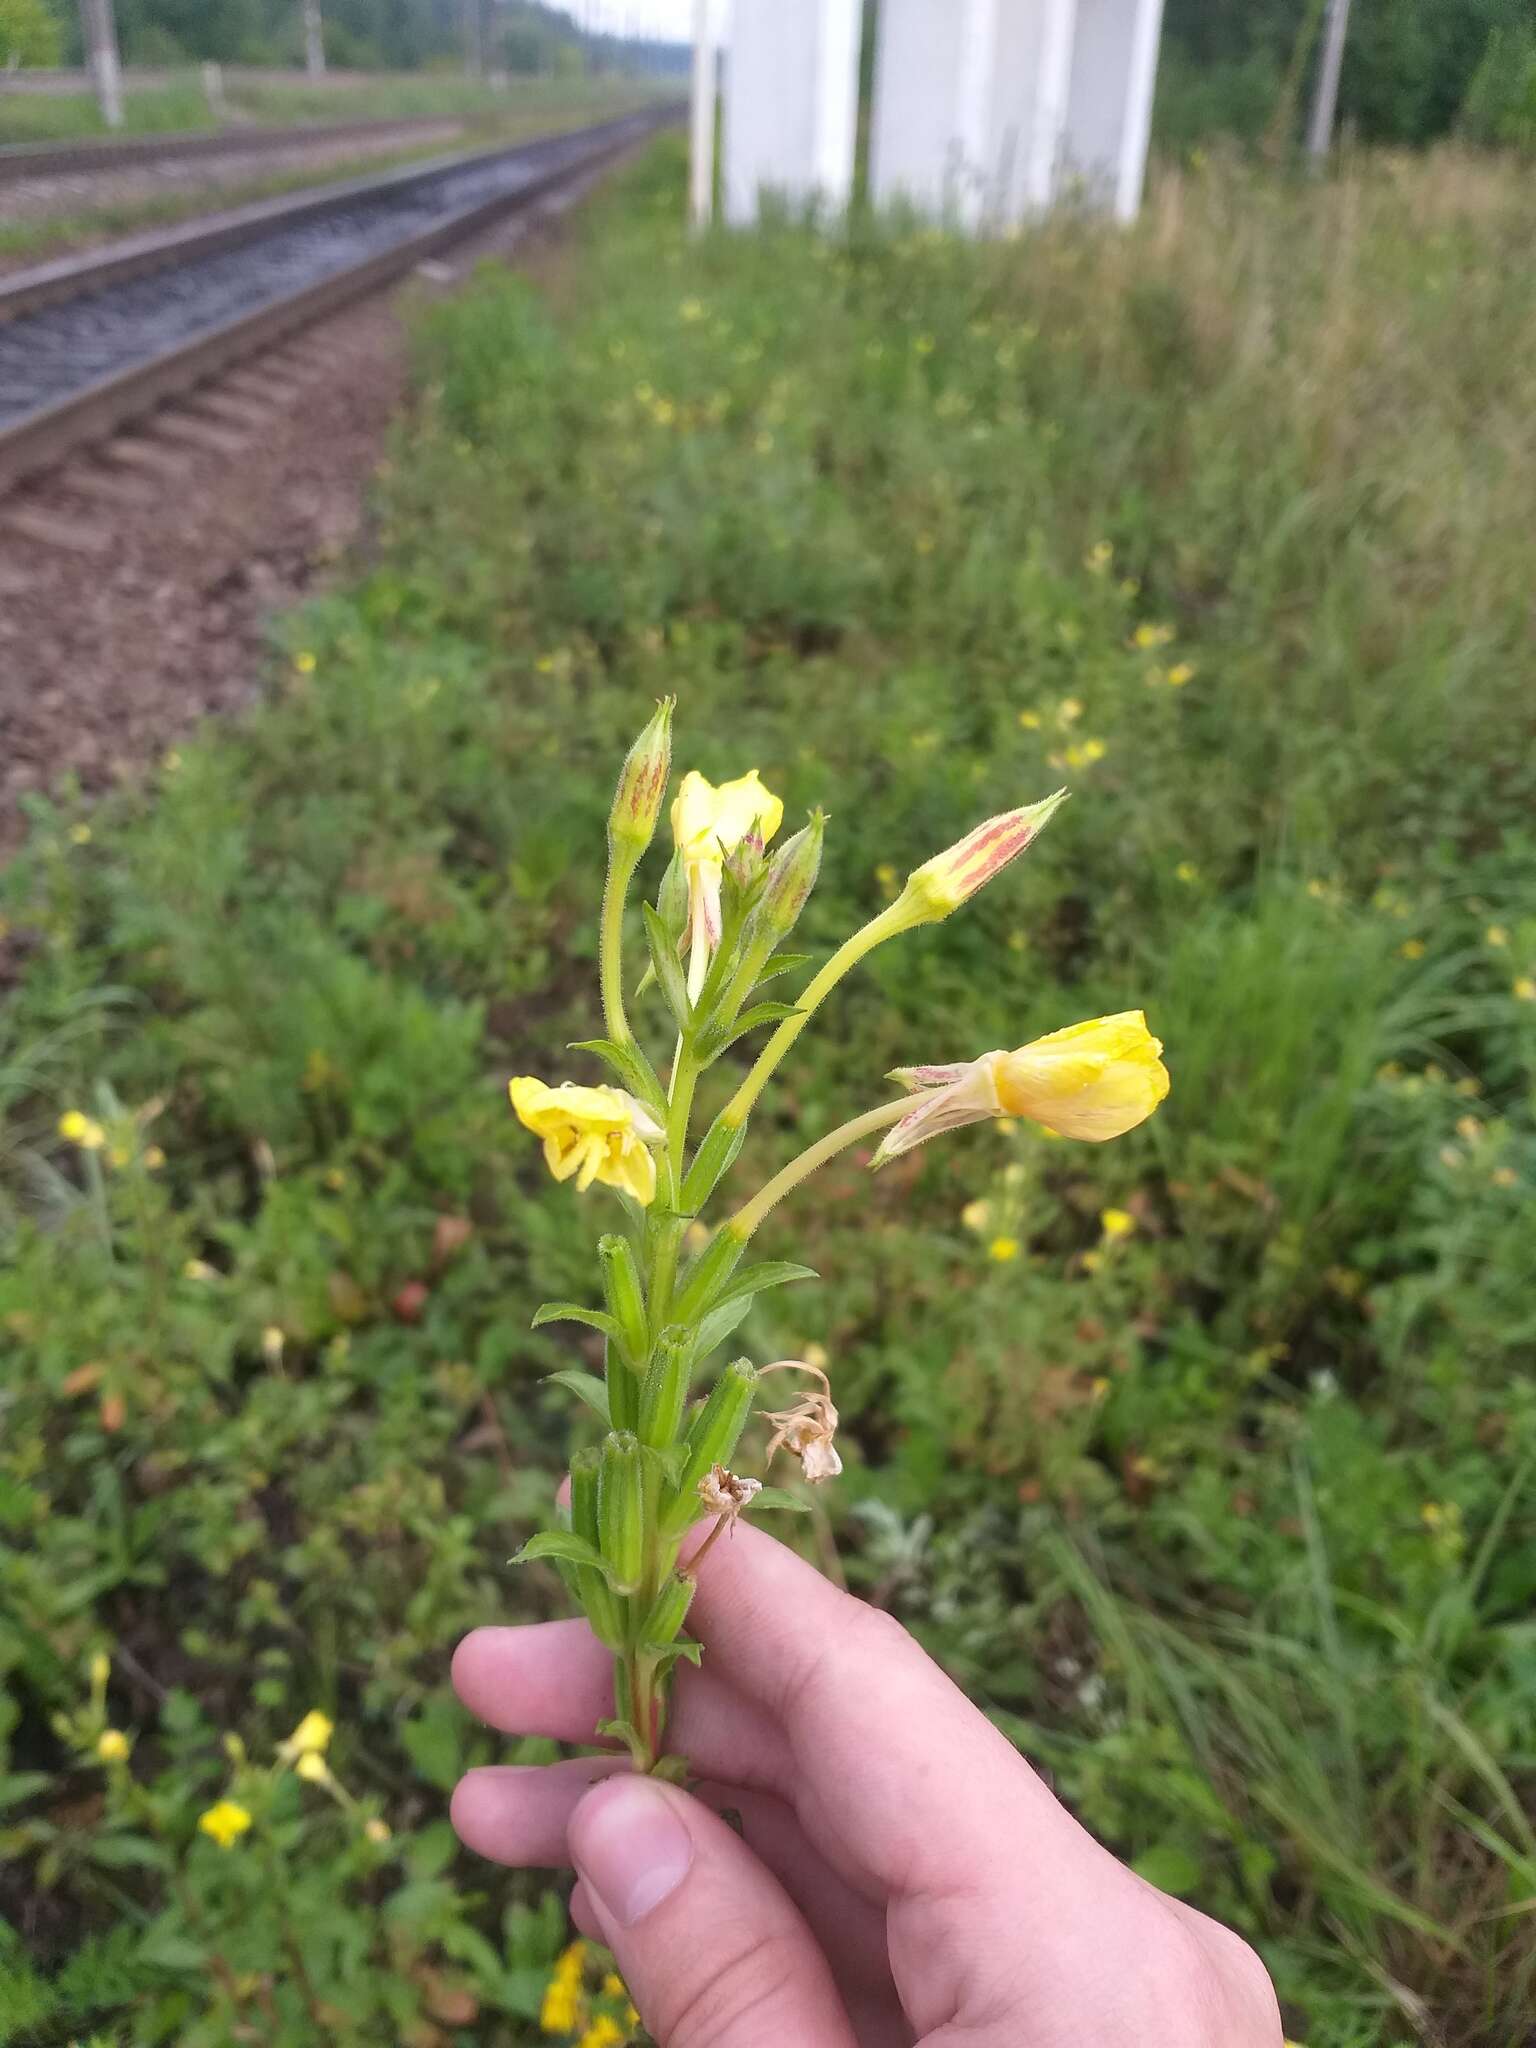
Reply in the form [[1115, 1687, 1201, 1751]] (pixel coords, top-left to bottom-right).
[[570, 1777, 694, 1928]]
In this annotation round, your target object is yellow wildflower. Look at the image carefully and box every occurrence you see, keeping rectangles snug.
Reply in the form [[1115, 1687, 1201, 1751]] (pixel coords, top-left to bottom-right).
[[509, 1078, 664, 1206], [1081, 1249, 1104, 1274], [1486, 925, 1508, 948], [364, 1816, 392, 1843], [295, 1753, 330, 1784], [1131, 622, 1175, 651], [1166, 663, 1196, 687], [679, 297, 705, 322], [281, 1709, 334, 1759], [540, 1942, 588, 2034], [578, 2020, 626, 2048], [671, 769, 783, 995], [1018, 709, 1041, 730], [988, 1236, 1020, 1262], [97, 1729, 130, 1763], [58, 1110, 105, 1150], [1100, 1207, 1135, 1240], [294, 651, 317, 675], [877, 1013, 1168, 1161], [1175, 861, 1199, 884], [1491, 1166, 1517, 1189], [143, 1145, 166, 1170], [1515, 977, 1536, 1002], [1085, 541, 1113, 573], [961, 1198, 992, 1234], [197, 1800, 253, 1850], [602, 1974, 626, 1999], [69, 823, 92, 846], [1056, 697, 1083, 727], [1399, 939, 1426, 961]]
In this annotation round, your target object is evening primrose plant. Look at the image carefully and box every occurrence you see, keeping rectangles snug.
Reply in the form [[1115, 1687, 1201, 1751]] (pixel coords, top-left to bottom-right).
[[509, 701, 1169, 1776]]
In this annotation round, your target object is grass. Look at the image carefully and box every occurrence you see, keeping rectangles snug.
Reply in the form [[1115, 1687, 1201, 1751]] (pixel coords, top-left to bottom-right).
[[0, 69, 661, 148], [2, 136, 1535, 2045]]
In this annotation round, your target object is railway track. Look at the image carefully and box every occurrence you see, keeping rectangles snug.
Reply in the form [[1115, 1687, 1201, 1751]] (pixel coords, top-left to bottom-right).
[[0, 105, 674, 500], [0, 113, 471, 185]]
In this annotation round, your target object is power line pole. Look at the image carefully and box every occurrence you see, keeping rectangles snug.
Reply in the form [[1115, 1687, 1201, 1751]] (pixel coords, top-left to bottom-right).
[[77, 0, 123, 129], [1307, 0, 1355, 161], [302, 0, 326, 78], [688, 0, 714, 231]]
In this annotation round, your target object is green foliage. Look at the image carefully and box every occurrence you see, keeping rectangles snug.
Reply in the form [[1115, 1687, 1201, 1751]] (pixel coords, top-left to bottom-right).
[[4, 136, 1536, 2043], [0, 0, 61, 66], [1461, 20, 1536, 144]]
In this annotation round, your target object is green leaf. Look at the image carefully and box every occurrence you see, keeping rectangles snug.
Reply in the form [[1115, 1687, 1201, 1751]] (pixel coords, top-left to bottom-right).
[[567, 1037, 666, 1114], [751, 951, 811, 989], [643, 1637, 703, 1667], [1130, 1843, 1204, 1897], [542, 1369, 611, 1423], [712, 1260, 819, 1308], [642, 902, 692, 1030], [696, 1001, 802, 1061], [691, 1294, 754, 1361], [532, 1302, 621, 1340], [750, 1487, 812, 1513], [511, 1531, 608, 1572]]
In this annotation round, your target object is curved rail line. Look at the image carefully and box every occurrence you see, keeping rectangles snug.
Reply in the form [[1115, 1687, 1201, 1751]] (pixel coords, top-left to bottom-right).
[[0, 106, 674, 496], [0, 112, 473, 185]]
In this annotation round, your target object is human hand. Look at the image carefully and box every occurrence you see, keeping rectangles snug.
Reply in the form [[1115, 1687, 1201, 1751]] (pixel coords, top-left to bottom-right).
[[451, 1516, 1282, 2048]]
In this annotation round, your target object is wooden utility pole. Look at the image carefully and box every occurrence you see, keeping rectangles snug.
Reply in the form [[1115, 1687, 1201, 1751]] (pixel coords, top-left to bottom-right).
[[688, 0, 715, 231], [302, 0, 326, 78], [77, 0, 123, 129], [1307, 0, 1355, 161]]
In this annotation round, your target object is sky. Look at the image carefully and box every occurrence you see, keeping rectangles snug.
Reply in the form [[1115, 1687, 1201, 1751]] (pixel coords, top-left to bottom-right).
[[546, 0, 709, 41]]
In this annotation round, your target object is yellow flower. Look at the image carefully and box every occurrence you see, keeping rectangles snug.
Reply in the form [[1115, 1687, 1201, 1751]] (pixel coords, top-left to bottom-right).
[[510, 1078, 664, 1206], [294, 651, 317, 674], [1166, 663, 1196, 687], [143, 1145, 166, 1170], [1017, 709, 1041, 730], [282, 1709, 334, 1759], [1100, 1207, 1135, 1240], [295, 1752, 330, 1784], [680, 297, 705, 322], [96, 1729, 130, 1763], [1486, 925, 1508, 948], [877, 1013, 1168, 1162], [1515, 978, 1536, 1003], [1085, 541, 1114, 573], [578, 2020, 626, 2048], [197, 1800, 253, 1850], [988, 1235, 1020, 1262], [1131, 622, 1175, 651], [1175, 861, 1199, 883], [671, 769, 783, 994], [540, 1941, 589, 2034], [1055, 697, 1083, 728], [961, 1198, 992, 1233], [69, 823, 92, 846], [1399, 939, 1426, 960], [364, 1816, 392, 1843], [58, 1110, 106, 1150]]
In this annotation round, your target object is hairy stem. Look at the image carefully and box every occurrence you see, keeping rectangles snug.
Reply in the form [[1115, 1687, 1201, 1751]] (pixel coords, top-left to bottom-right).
[[726, 1097, 911, 1243]]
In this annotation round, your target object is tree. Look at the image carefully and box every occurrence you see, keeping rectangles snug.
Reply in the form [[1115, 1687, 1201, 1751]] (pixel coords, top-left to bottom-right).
[[0, 0, 63, 64]]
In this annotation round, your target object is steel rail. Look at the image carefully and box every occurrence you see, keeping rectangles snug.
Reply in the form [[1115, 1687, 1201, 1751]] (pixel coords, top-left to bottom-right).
[[0, 113, 474, 186], [0, 107, 674, 496]]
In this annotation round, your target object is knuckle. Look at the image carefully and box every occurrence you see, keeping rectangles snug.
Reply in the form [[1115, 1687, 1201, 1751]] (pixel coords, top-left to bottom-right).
[[659, 1922, 805, 2048], [1137, 1909, 1281, 2047]]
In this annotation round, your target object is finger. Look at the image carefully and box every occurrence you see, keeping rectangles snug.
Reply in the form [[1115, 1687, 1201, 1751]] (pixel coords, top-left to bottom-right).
[[686, 1521, 1100, 1901], [452, 1622, 790, 1788], [568, 1774, 859, 2048], [450, 1757, 624, 1866]]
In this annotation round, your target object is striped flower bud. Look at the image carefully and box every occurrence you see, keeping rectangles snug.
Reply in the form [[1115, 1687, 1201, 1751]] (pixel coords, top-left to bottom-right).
[[597, 1432, 647, 1594], [609, 698, 674, 854], [894, 790, 1067, 928], [638, 1327, 691, 1450]]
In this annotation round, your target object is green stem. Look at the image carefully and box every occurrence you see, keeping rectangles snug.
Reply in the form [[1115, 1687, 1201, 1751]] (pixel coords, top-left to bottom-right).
[[600, 841, 639, 1048], [726, 1097, 911, 1243], [721, 900, 914, 1130]]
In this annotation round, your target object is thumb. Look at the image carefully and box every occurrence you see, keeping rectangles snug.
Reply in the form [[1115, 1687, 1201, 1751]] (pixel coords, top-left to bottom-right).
[[567, 1775, 859, 2048]]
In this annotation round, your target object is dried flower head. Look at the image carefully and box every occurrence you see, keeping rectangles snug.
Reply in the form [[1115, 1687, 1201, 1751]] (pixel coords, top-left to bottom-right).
[[697, 1464, 763, 1521], [760, 1362, 843, 1482]]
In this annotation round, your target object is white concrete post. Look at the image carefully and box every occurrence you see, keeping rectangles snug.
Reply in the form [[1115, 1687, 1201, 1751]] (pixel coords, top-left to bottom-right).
[[78, 0, 123, 130], [688, 0, 716, 231], [302, 0, 327, 79], [1059, 0, 1165, 221], [870, 0, 1078, 231], [722, 0, 863, 226]]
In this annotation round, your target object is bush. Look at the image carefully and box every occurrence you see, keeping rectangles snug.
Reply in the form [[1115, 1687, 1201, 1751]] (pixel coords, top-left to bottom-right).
[[0, 0, 62, 68]]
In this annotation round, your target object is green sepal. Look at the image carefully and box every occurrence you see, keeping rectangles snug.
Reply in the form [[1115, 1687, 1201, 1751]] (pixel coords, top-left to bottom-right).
[[598, 1431, 647, 1593], [639, 1327, 691, 1450], [606, 1340, 640, 1431], [567, 1037, 667, 1117], [641, 1572, 695, 1644], [656, 849, 688, 943], [643, 1638, 703, 1671], [532, 1302, 622, 1340], [695, 1002, 802, 1062], [650, 1752, 690, 1785], [750, 1487, 812, 1513], [596, 1717, 650, 1769], [598, 1234, 650, 1367], [678, 1115, 748, 1214], [542, 1368, 612, 1423], [511, 1531, 609, 1573], [642, 903, 692, 1030]]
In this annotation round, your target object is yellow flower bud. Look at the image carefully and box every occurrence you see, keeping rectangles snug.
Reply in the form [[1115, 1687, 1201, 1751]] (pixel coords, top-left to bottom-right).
[[996, 1014, 1169, 1141], [96, 1728, 130, 1763], [282, 1709, 334, 1758], [197, 1800, 253, 1849], [895, 790, 1066, 927], [608, 698, 674, 853]]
